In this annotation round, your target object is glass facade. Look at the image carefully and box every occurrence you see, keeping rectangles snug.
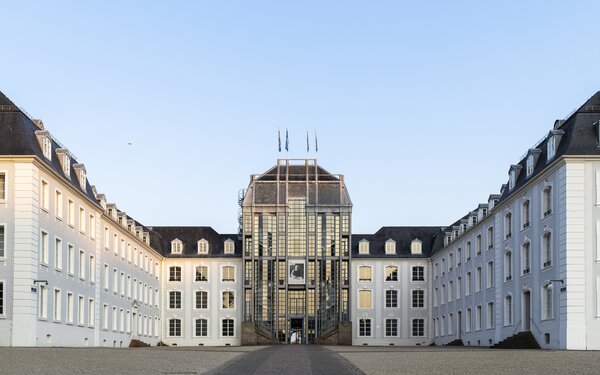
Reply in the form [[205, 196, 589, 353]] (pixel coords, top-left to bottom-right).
[[242, 159, 352, 344]]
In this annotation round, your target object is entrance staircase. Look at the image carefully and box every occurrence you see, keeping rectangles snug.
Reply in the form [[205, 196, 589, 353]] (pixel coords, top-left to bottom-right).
[[491, 331, 540, 349]]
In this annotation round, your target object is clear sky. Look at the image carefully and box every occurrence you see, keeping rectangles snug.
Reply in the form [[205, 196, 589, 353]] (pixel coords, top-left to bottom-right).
[[2, 1, 600, 234]]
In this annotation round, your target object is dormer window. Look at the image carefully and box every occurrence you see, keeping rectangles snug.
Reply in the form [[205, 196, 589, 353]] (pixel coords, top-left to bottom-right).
[[509, 170, 515, 190], [358, 239, 370, 255], [198, 239, 209, 254], [224, 239, 235, 254], [385, 239, 396, 255], [63, 154, 70, 176], [73, 164, 87, 190], [526, 155, 534, 176], [79, 169, 86, 190], [171, 239, 183, 254], [547, 136, 556, 160], [42, 136, 52, 160], [411, 239, 422, 255]]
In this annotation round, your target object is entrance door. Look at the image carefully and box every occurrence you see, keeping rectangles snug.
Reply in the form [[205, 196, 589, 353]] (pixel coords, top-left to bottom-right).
[[290, 318, 303, 344], [523, 291, 531, 331], [457, 311, 462, 338], [132, 312, 139, 338]]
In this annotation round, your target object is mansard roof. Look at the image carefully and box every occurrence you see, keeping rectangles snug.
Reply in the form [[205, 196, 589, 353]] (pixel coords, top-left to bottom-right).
[[244, 160, 352, 206], [498, 91, 600, 203], [256, 164, 339, 182], [0, 91, 98, 203], [149, 226, 242, 258], [352, 226, 441, 258]]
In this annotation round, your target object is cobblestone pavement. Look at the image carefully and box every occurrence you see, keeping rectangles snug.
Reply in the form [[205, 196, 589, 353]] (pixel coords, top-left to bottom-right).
[[204, 345, 364, 375], [0, 346, 261, 375], [2, 346, 600, 375], [328, 346, 600, 375]]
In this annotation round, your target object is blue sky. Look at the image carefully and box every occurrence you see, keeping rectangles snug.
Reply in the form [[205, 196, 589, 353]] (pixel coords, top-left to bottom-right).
[[2, 1, 600, 233]]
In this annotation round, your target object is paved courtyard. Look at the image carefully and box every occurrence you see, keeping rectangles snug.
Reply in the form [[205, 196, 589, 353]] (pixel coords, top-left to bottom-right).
[[1, 346, 599, 375]]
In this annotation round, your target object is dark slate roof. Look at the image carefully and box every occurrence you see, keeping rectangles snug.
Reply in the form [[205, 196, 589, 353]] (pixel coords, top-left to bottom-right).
[[256, 164, 339, 181], [149, 226, 242, 258], [0, 91, 98, 204], [497, 91, 600, 204], [352, 226, 442, 258]]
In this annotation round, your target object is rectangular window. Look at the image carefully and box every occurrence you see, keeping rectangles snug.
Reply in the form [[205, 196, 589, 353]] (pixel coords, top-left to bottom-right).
[[103, 264, 109, 289], [195, 319, 208, 337], [222, 319, 234, 337], [543, 232, 553, 268], [358, 290, 372, 309], [385, 318, 398, 337], [385, 266, 398, 281], [120, 273, 125, 296], [385, 289, 398, 308], [112, 307, 117, 331], [78, 295, 84, 325], [222, 291, 235, 309], [113, 269, 118, 293], [103, 304, 108, 330], [358, 266, 372, 282], [412, 318, 425, 337], [55, 190, 63, 219], [79, 250, 85, 279], [487, 226, 494, 249], [487, 261, 494, 288], [67, 199, 75, 226], [169, 266, 181, 282], [0, 225, 4, 258], [196, 266, 208, 281], [542, 286, 553, 320], [505, 213, 512, 239], [222, 266, 235, 282], [476, 267, 482, 292], [0, 282, 3, 315], [196, 291, 208, 309], [79, 207, 85, 233], [169, 291, 182, 309], [89, 255, 95, 283], [522, 200, 530, 229], [39, 284, 48, 319], [40, 231, 49, 265], [54, 238, 62, 270], [543, 186, 553, 217], [466, 241, 471, 261], [522, 242, 531, 274], [476, 235, 482, 255], [466, 308, 472, 332], [504, 296, 513, 326], [359, 318, 371, 337], [104, 227, 109, 250], [67, 293, 74, 324], [487, 302, 494, 329], [0, 172, 5, 200], [53, 289, 61, 321], [89, 214, 95, 239], [504, 251, 512, 282], [412, 266, 424, 281], [476, 305, 482, 331], [412, 289, 424, 308], [41, 180, 49, 211], [466, 272, 471, 295], [456, 277, 462, 299]]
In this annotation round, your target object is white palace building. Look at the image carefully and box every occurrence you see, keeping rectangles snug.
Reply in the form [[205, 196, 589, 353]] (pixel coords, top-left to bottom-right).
[[1, 91, 599, 350]]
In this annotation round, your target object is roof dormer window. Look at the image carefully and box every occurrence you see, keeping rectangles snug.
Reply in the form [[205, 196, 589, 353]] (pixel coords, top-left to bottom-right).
[[411, 239, 422, 255], [73, 164, 87, 190], [385, 239, 396, 255], [224, 239, 235, 254], [63, 154, 70, 176], [358, 239, 369, 255], [547, 136, 556, 160], [42, 135, 52, 160], [198, 239, 209, 254], [171, 239, 183, 254], [526, 155, 534, 176], [509, 170, 515, 190]]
